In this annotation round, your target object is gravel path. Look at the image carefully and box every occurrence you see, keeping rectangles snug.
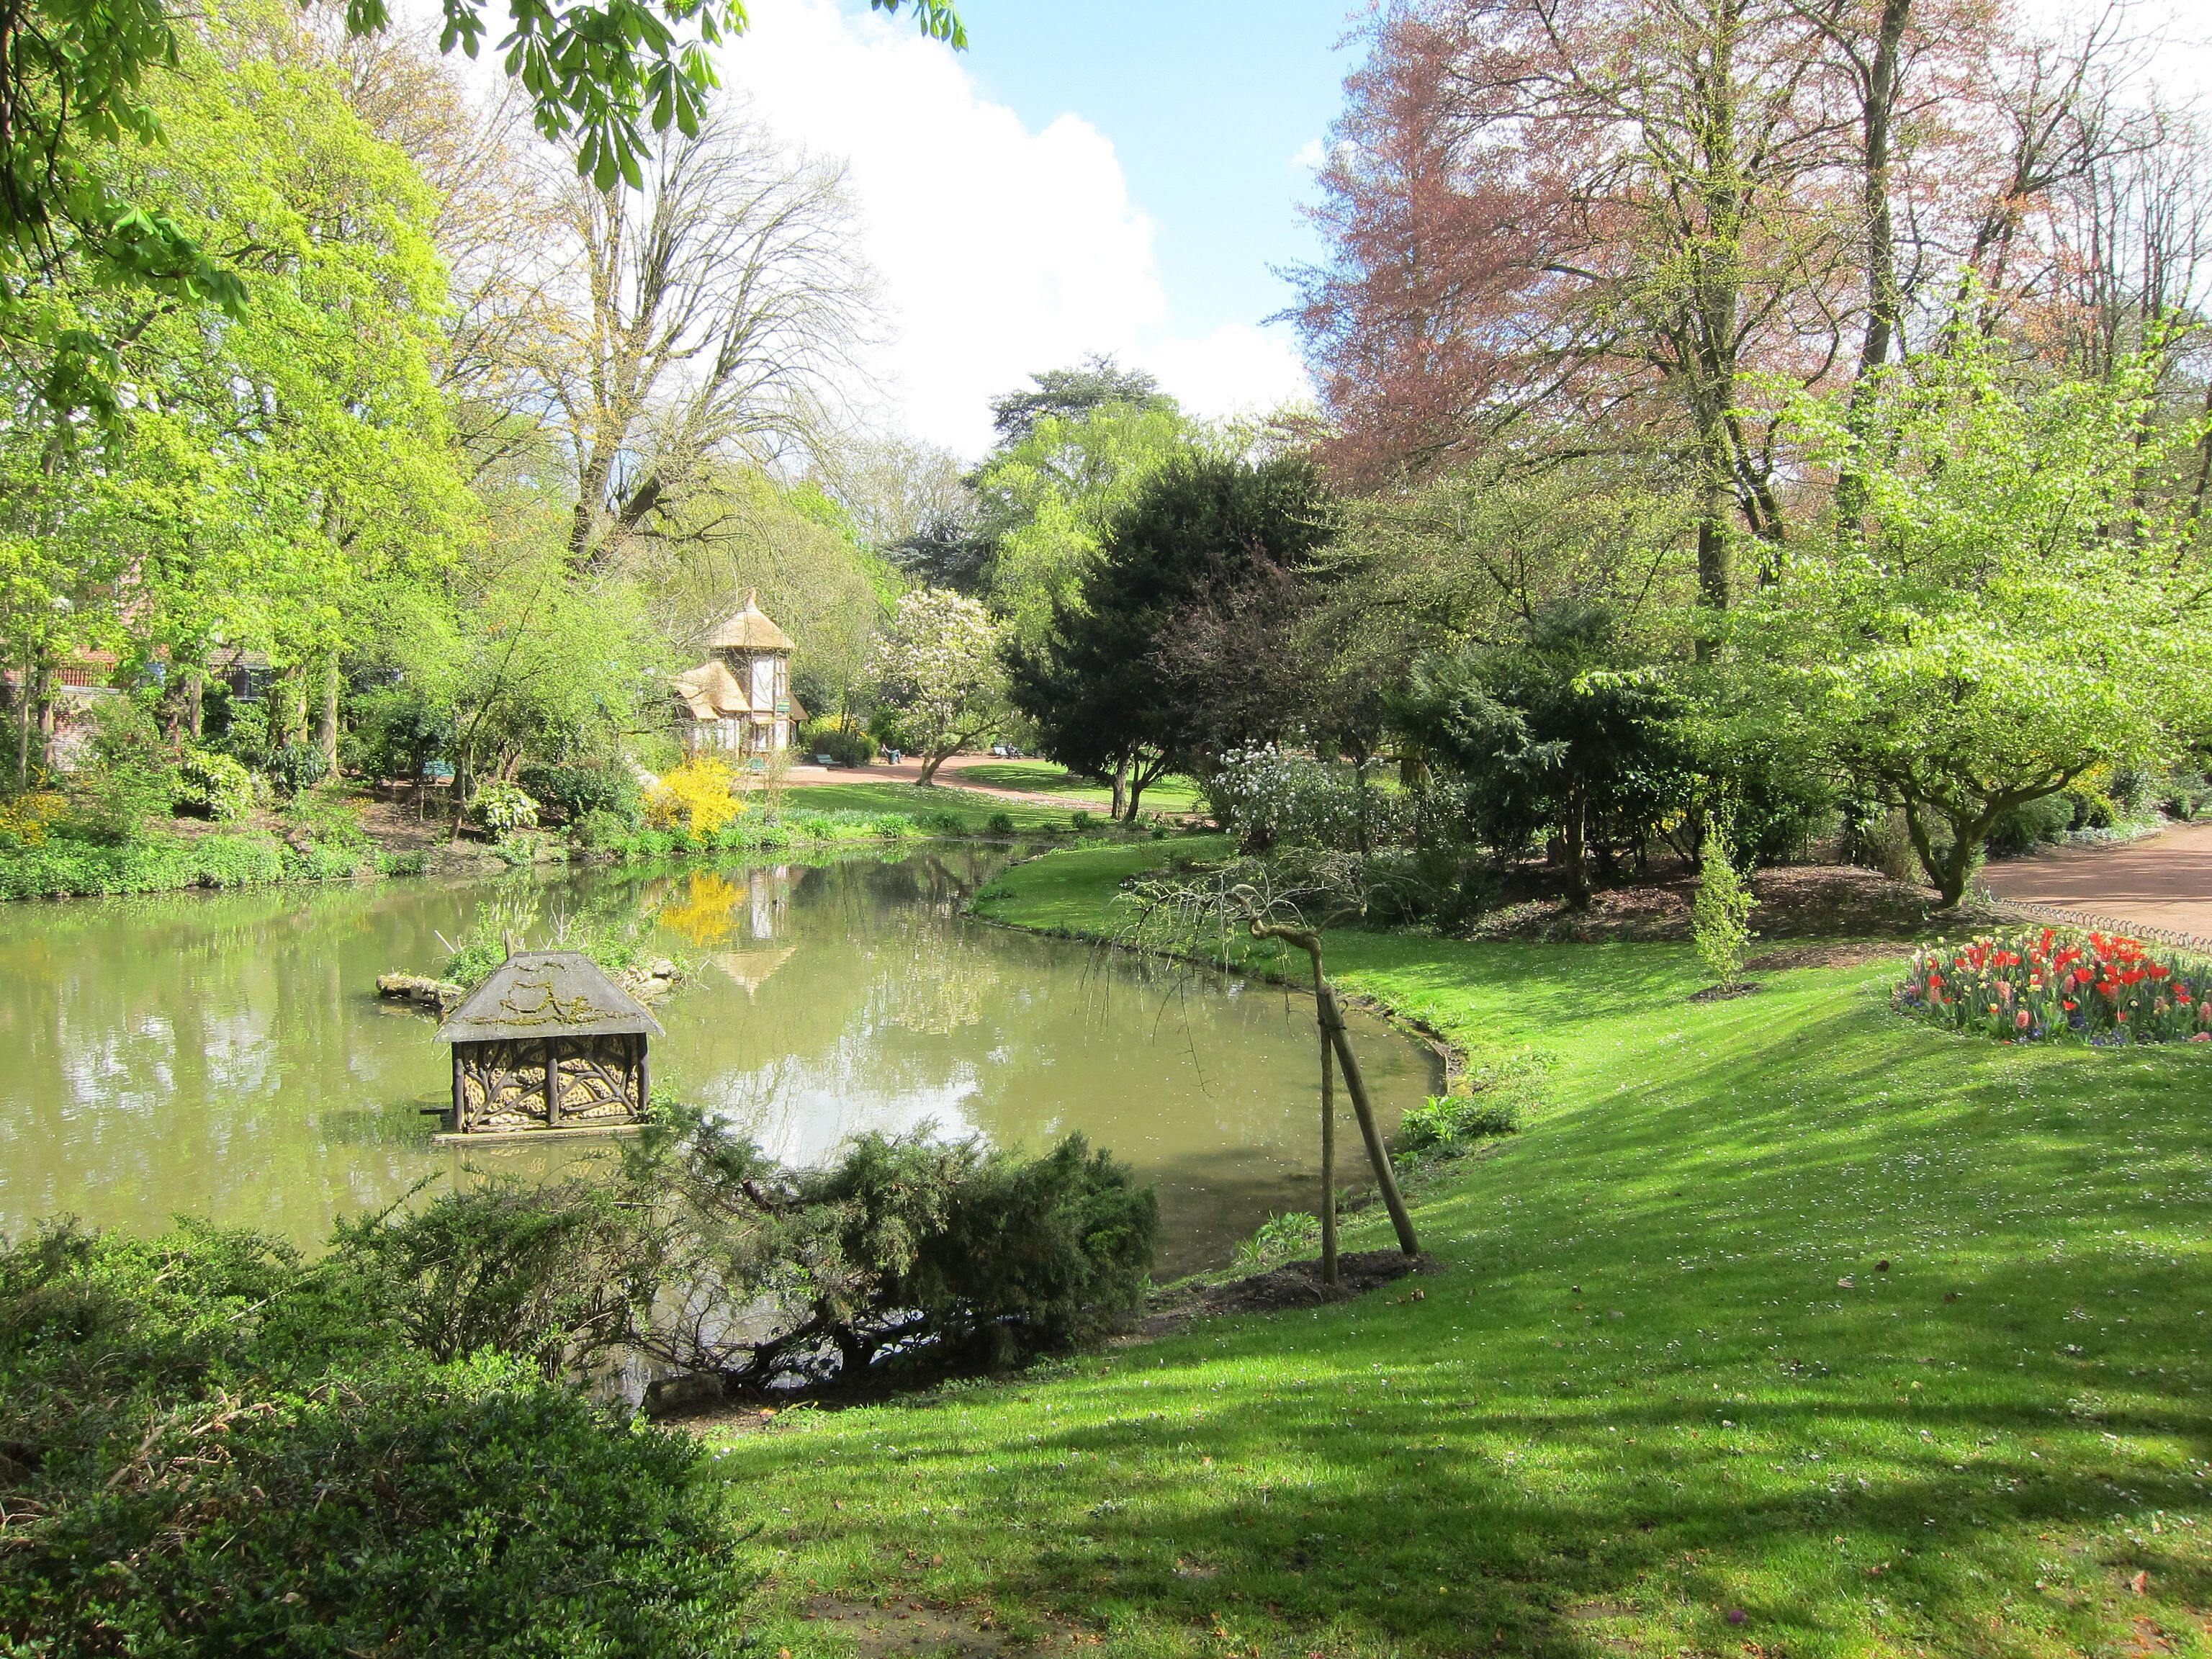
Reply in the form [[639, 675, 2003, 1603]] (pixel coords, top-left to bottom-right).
[[1979, 822, 2212, 950], [779, 753, 1082, 809]]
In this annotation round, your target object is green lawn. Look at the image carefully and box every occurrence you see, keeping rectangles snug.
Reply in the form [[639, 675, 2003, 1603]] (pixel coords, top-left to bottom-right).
[[955, 759, 1207, 814], [712, 842, 2212, 1658], [774, 781, 1074, 831]]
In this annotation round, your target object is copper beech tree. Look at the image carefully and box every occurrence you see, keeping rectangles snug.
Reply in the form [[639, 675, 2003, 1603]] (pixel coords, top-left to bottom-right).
[[1292, 0, 2193, 601]]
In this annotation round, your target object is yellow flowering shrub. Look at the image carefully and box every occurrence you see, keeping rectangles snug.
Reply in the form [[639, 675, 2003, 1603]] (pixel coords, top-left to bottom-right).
[[0, 791, 66, 848], [646, 756, 743, 837]]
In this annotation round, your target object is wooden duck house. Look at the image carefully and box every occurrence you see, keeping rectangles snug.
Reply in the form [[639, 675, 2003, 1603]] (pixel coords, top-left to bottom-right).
[[435, 949, 662, 1140]]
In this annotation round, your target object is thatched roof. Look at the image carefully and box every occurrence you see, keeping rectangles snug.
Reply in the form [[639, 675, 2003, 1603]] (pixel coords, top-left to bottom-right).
[[437, 950, 665, 1044], [673, 659, 749, 721], [705, 591, 793, 654]]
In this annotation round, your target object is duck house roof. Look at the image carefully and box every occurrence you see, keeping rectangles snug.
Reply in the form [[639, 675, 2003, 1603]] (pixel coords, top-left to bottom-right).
[[436, 950, 665, 1044]]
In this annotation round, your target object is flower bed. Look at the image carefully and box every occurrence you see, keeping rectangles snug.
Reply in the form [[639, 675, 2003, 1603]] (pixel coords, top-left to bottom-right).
[[1897, 927, 2212, 1044]]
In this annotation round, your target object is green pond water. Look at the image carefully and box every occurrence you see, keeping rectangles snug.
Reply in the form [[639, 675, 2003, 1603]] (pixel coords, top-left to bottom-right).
[[0, 847, 1439, 1274]]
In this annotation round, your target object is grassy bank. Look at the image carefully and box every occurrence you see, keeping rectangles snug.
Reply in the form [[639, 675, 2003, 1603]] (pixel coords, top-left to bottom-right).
[[0, 787, 1085, 902], [0, 826, 390, 900], [775, 780, 1080, 830], [952, 759, 1208, 814], [711, 841, 2212, 1658]]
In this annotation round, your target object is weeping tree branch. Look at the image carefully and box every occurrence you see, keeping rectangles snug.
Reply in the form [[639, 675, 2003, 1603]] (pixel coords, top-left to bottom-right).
[[1113, 861, 1420, 1282]]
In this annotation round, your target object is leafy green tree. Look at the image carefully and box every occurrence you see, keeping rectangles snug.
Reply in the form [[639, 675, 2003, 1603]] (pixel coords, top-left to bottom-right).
[[1396, 601, 1688, 904], [1740, 330, 2212, 906], [967, 378, 1195, 649], [1010, 452, 1335, 819], [0, 0, 960, 417]]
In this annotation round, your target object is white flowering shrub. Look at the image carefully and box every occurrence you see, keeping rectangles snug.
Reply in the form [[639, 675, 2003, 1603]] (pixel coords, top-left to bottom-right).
[[471, 781, 540, 832], [1207, 743, 1413, 853]]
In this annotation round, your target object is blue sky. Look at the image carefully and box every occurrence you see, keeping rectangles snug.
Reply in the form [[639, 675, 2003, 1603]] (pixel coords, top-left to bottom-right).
[[719, 0, 1359, 451], [954, 0, 1360, 346]]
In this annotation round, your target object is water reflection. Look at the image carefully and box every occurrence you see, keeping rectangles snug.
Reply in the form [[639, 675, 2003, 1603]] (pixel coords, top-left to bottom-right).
[[0, 849, 1439, 1272]]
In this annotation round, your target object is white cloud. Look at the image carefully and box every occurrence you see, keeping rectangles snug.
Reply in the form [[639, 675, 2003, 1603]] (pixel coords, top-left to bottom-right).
[[1135, 324, 1312, 426], [716, 0, 1308, 456]]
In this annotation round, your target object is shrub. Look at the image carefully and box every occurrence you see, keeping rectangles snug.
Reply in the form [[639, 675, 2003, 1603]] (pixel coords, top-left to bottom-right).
[[646, 756, 742, 837], [1071, 809, 1094, 831], [0, 790, 66, 848], [915, 808, 968, 835], [1987, 793, 2074, 856], [1207, 743, 1412, 853], [1691, 829, 1758, 989], [571, 1107, 1158, 1391], [572, 806, 631, 848], [1898, 927, 2212, 1045], [280, 784, 372, 847], [1398, 1093, 1520, 1151], [800, 718, 875, 768], [987, 810, 1017, 835], [0, 1222, 747, 1658], [518, 759, 639, 825], [265, 739, 331, 796], [1233, 1211, 1320, 1272], [174, 747, 254, 821], [469, 780, 540, 832]]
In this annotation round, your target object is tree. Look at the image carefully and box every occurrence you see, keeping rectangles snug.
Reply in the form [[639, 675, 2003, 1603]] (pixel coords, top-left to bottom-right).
[[1395, 602, 1689, 905], [870, 588, 1007, 785], [0, 1, 471, 773], [968, 390, 1195, 651], [1009, 453, 1335, 819], [988, 354, 1173, 448], [1742, 328, 2212, 907], [524, 112, 869, 573], [0, 0, 958, 419]]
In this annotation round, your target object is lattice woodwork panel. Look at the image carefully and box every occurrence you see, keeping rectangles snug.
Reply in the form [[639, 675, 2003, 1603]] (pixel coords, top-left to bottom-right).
[[552, 1035, 643, 1124], [455, 1038, 551, 1132]]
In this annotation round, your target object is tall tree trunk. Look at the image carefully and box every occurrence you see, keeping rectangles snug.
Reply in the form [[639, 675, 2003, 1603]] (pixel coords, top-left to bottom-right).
[[34, 667, 54, 773], [1835, 0, 1913, 531], [1110, 753, 1129, 820], [318, 657, 340, 770], [13, 667, 29, 786], [186, 671, 204, 742], [917, 747, 948, 786], [1561, 780, 1591, 907]]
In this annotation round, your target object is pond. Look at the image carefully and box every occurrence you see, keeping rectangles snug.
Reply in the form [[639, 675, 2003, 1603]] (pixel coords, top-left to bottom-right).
[[0, 848, 1439, 1274]]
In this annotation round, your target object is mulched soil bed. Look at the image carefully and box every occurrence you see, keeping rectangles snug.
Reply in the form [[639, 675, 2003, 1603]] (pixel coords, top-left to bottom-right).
[[1471, 863, 1956, 944], [1126, 1249, 1431, 1340]]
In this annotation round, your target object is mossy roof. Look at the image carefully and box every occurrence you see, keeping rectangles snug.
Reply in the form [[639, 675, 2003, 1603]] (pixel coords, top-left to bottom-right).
[[436, 950, 665, 1043]]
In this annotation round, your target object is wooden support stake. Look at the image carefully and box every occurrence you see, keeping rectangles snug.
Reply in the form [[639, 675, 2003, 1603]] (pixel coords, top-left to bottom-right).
[[1251, 920, 1419, 1264], [1319, 984, 1419, 1259], [1320, 1023, 1338, 1288], [544, 1038, 561, 1129]]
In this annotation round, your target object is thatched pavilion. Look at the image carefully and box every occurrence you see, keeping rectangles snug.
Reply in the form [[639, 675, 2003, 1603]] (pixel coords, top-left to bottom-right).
[[672, 591, 803, 756]]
